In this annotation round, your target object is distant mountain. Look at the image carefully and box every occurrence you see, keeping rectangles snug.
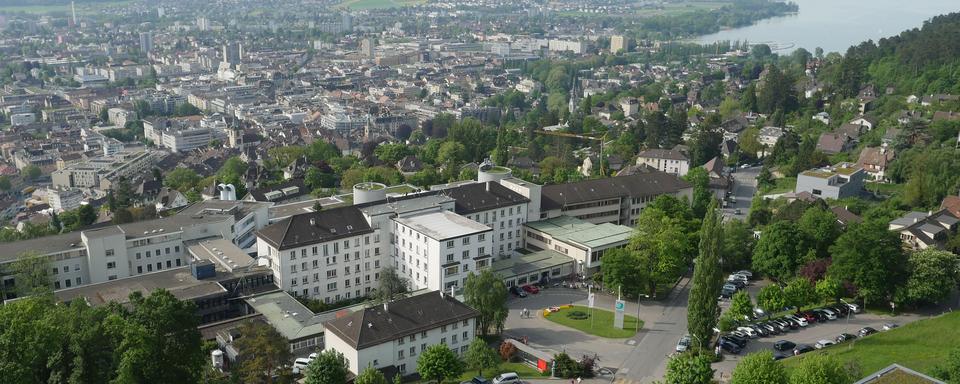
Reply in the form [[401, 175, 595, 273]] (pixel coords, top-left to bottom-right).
[[0, 0, 119, 6]]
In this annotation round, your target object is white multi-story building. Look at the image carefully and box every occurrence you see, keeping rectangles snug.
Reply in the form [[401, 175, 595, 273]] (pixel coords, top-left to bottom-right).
[[0, 200, 270, 300], [393, 211, 493, 291], [51, 149, 162, 190], [636, 148, 690, 176], [441, 182, 529, 258], [256, 206, 385, 303], [323, 291, 479, 377], [10, 113, 36, 126], [47, 187, 83, 213]]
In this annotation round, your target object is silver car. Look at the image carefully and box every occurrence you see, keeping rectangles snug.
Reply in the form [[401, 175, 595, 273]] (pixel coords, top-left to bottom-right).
[[676, 335, 691, 352]]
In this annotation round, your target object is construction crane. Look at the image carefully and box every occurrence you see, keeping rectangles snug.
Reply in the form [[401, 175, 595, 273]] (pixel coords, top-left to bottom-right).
[[535, 130, 609, 175]]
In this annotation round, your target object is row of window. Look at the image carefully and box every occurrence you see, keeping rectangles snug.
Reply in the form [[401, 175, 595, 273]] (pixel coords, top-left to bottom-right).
[[286, 235, 380, 260], [134, 245, 180, 260], [289, 260, 380, 275], [53, 277, 82, 289], [136, 258, 182, 274]]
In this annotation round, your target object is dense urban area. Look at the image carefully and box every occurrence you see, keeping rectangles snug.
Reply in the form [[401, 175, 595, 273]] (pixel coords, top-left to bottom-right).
[[1, 0, 960, 383]]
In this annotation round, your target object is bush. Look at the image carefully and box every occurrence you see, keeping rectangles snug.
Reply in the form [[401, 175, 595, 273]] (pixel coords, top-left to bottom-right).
[[499, 341, 517, 362], [566, 311, 590, 320], [553, 353, 580, 378]]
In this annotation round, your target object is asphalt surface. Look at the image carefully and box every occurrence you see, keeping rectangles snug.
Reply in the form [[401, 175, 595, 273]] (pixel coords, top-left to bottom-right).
[[722, 166, 760, 221]]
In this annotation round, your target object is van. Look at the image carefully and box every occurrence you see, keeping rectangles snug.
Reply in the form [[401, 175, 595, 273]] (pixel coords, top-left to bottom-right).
[[492, 372, 521, 384]]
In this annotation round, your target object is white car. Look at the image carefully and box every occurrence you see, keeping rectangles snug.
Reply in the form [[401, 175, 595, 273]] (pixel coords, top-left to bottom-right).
[[845, 302, 862, 313], [737, 326, 758, 338], [292, 357, 311, 374], [728, 274, 748, 283], [676, 335, 692, 352], [815, 339, 835, 349], [493, 372, 522, 384], [883, 323, 899, 331], [787, 315, 808, 327], [736, 270, 754, 279], [817, 309, 838, 320]]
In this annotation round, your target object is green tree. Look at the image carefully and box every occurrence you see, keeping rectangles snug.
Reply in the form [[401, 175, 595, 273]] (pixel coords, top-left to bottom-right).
[[687, 200, 724, 351], [660, 353, 714, 384], [115, 289, 204, 384], [789, 354, 855, 384], [23, 164, 41, 180], [437, 141, 467, 167], [757, 285, 786, 317], [628, 206, 692, 298], [355, 366, 389, 384], [233, 320, 291, 383], [374, 142, 413, 164], [931, 347, 960, 383], [417, 344, 463, 383], [464, 270, 509, 335], [164, 167, 202, 191], [602, 248, 643, 298], [304, 349, 348, 384], [797, 207, 839, 258], [815, 277, 842, 304], [723, 220, 756, 271], [374, 267, 409, 303], [731, 351, 787, 384], [728, 291, 755, 322], [783, 278, 816, 309], [493, 127, 508, 166], [464, 339, 499, 377], [683, 167, 713, 219], [752, 221, 809, 281], [553, 352, 581, 378], [829, 220, 907, 306], [899, 249, 960, 306], [10, 251, 50, 297]]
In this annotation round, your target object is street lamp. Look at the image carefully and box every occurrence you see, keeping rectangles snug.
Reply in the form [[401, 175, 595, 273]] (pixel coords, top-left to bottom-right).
[[636, 293, 650, 335]]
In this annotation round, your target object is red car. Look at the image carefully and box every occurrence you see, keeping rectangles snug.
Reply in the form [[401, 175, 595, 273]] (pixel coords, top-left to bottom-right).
[[522, 285, 540, 294], [798, 311, 818, 323]]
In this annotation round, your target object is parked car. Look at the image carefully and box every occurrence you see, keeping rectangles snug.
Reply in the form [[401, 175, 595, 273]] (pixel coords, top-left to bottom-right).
[[492, 372, 522, 384], [836, 333, 857, 343], [798, 311, 818, 323], [787, 315, 809, 327], [676, 335, 691, 353], [793, 344, 815, 355], [815, 339, 835, 349], [883, 323, 899, 331], [728, 274, 748, 284], [759, 322, 780, 335], [509, 286, 527, 297], [859, 327, 878, 337], [843, 301, 862, 313], [736, 270, 754, 279], [772, 352, 790, 361], [292, 358, 311, 375], [819, 308, 839, 320], [726, 280, 746, 289], [721, 334, 748, 348], [828, 304, 850, 317], [461, 377, 491, 384], [773, 340, 796, 352], [719, 339, 742, 354], [737, 326, 759, 338], [749, 324, 770, 337], [809, 310, 829, 322], [734, 208, 743, 215], [521, 285, 539, 294]]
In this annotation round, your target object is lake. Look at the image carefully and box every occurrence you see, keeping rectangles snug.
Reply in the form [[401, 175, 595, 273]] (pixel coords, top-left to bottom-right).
[[696, 0, 960, 54]]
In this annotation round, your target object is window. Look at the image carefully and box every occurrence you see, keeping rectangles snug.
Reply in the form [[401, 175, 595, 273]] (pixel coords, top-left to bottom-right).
[[105, 249, 114, 256], [409, 346, 416, 356], [54, 281, 61, 289], [446, 254, 454, 262], [147, 264, 153, 272], [107, 262, 116, 269], [64, 266, 69, 273], [175, 245, 180, 253], [462, 250, 469, 259], [398, 337, 405, 345], [812, 189, 823, 195], [441, 337, 446, 345], [463, 331, 468, 340], [165, 247, 170, 255], [137, 266, 143, 274], [478, 233, 485, 241], [289, 251, 296, 261], [446, 240, 454, 248], [75, 277, 81, 285], [441, 325, 447, 332], [166, 260, 171, 268], [176, 259, 181, 267], [462, 237, 470, 245], [135, 252, 141, 260], [452, 334, 458, 344], [327, 282, 337, 291], [421, 331, 428, 338], [51, 267, 58, 275], [410, 333, 416, 341], [291, 279, 298, 287], [65, 279, 71, 288], [155, 250, 160, 256]]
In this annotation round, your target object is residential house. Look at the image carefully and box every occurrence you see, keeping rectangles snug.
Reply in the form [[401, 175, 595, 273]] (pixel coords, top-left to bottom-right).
[[758, 126, 784, 153], [830, 206, 862, 227], [703, 156, 732, 200], [154, 187, 188, 212], [812, 112, 831, 125], [795, 162, 865, 199], [889, 209, 959, 250], [635, 149, 690, 176], [856, 146, 896, 181], [396, 155, 423, 176], [941, 194, 960, 218], [848, 116, 876, 131], [816, 133, 855, 155], [932, 111, 960, 123]]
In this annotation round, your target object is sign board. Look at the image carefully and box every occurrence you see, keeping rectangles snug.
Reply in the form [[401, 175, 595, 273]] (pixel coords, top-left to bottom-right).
[[614, 299, 625, 329], [587, 292, 596, 308]]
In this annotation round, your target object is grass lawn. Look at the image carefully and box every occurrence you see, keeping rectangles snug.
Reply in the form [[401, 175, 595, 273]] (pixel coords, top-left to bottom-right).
[[767, 176, 797, 194], [0, 0, 132, 15], [545, 305, 643, 338], [385, 184, 417, 194], [781, 311, 960, 376], [450, 362, 547, 383], [866, 181, 904, 196]]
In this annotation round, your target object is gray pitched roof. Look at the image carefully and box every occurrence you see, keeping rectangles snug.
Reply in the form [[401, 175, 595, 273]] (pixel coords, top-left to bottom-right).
[[541, 169, 691, 211], [255, 206, 373, 251], [324, 292, 479, 350], [441, 181, 529, 215]]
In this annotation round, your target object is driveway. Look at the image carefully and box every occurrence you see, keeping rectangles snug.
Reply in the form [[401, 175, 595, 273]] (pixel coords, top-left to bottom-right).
[[722, 166, 760, 221]]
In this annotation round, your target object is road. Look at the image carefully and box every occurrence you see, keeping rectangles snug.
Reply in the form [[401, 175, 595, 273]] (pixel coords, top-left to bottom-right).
[[612, 278, 692, 384], [722, 166, 760, 221]]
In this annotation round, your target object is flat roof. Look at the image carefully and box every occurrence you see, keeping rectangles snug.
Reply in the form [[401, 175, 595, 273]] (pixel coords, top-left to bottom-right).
[[525, 216, 633, 249], [268, 197, 343, 220], [187, 238, 258, 273], [394, 210, 491, 240], [0, 232, 83, 263], [54, 267, 227, 306], [244, 291, 333, 341], [358, 194, 455, 217], [491, 249, 575, 280]]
